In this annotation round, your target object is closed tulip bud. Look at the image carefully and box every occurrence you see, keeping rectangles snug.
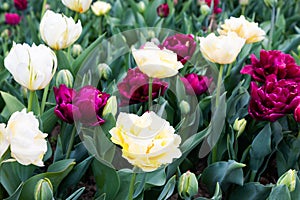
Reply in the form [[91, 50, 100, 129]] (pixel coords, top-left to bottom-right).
[[239, 0, 249, 6], [200, 4, 211, 15], [56, 69, 74, 88], [233, 118, 247, 138], [178, 171, 198, 199], [1, 29, 10, 39], [297, 45, 300, 53], [138, 1, 146, 13], [102, 96, 117, 117], [2, 3, 10, 11], [97, 63, 112, 80], [34, 178, 53, 200], [180, 100, 190, 115], [72, 44, 82, 57], [277, 169, 297, 192]]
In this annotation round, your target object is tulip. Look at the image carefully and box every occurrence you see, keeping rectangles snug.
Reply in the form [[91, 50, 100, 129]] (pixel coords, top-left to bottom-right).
[[180, 73, 211, 95], [97, 63, 112, 80], [4, 43, 57, 91], [5, 13, 21, 26], [218, 15, 265, 44], [132, 42, 184, 78], [241, 49, 300, 83], [0, 124, 9, 158], [117, 68, 168, 106], [102, 96, 117, 117], [277, 169, 297, 192], [7, 109, 48, 166], [233, 118, 247, 137], [2, 3, 10, 11], [157, 3, 169, 18], [40, 10, 82, 50], [204, 0, 222, 14], [62, 0, 92, 13], [249, 76, 300, 122], [179, 100, 190, 115], [294, 104, 300, 123], [138, 1, 146, 13], [239, 0, 249, 5], [199, 32, 245, 64], [160, 34, 197, 64], [14, 0, 27, 10], [71, 44, 82, 57], [91, 1, 112, 16], [200, 4, 211, 15], [54, 84, 76, 124], [56, 69, 74, 88], [178, 171, 199, 199], [34, 178, 54, 200], [73, 86, 110, 126], [109, 111, 182, 172]]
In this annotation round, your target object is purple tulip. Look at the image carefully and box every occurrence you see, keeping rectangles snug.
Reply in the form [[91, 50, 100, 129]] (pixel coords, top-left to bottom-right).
[[54, 84, 77, 124], [73, 86, 110, 126], [14, 0, 28, 10], [157, 3, 169, 18], [249, 75, 300, 122], [161, 34, 197, 64], [294, 104, 300, 123], [5, 13, 21, 26], [181, 73, 212, 95], [241, 50, 300, 83], [117, 68, 168, 106]]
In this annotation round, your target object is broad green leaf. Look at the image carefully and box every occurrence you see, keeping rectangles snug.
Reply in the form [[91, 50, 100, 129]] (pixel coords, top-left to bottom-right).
[[40, 107, 57, 133], [157, 175, 176, 200], [65, 187, 85, 200], [267, 185, 291, 200], [229, 182, 272, 200], [0, 91, 25, 118]]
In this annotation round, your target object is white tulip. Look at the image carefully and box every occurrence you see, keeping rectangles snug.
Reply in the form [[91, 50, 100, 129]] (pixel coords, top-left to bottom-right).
[[110, 111, 182, 172], [91, 1, 112, 16], [40, 10, 82, 50], [4, 43, 57, 90], [62, 0, 92, 13], [132, 42, 184, 79], [0, 124, 9, 158], [7, 109, 48, 167]]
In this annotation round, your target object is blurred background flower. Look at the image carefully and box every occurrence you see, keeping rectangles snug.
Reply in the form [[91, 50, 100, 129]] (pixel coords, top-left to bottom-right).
[[157, 3, 169, 18], [5, 13, 21, 26]]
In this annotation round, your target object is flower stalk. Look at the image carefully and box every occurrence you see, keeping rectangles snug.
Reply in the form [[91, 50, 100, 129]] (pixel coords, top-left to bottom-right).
[[148, 77, 153, 111], [27, 90, 35, 112], [40, 84, 49, 114], [65, 126, 76, 159], [128, 171, 137, 200]]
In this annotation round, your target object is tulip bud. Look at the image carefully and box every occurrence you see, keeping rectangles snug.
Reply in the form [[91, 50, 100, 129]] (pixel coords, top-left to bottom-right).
[[102, 96, 117, 117], [264, 0, 277, 7], [297, 45, 300, 54], [239, 0, 249, 6], [148, 30, 156, 39], [56, 69, 74, 88], [97, 63, 112, 80], [200, 4, 211, 15], [2, 3, 10, 11], [1, 29, 10, 39], [34, 178, 54, 200], [180, 100, 190, 115], [277, 169, 297, 192], [137, 1, 146, 13], [233, 118, 247, 138], [178, 171, 198, 199], [72, 44, 82, 57]]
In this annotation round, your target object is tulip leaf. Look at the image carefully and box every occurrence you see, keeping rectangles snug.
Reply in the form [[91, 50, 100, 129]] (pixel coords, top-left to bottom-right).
[[4, 183, 23, 200], [229, 182, 272, 200], [92, 159, 120, 200], [157, 175, 176, 200], [0, 91, 25, 118], [65, 187, 85, 200], [56, 50, 72, 73], [40, 107, 58, 133], [0, 161, 36, 195], [59, 156, 94, 194], [268, 185, 291, 200], [19, 159, 75, 200], [201, 160, 245, 194], [144, 0, 164, 26], [195, 182, 222, 200]]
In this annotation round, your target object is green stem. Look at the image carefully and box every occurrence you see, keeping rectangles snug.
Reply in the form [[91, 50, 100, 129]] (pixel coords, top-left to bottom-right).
[[268, 6, 276, 50], [65, 126, 76, 159], [27, 90, 35, 112], [40, 84, 49, 114], [215, 64, 224, 106], [148, 77, 153, 111], [241, 6, 246, 15], [74, 12, 79, 22], [250, 170, 257, 182], [226, 63, 233, 77], [41, 0, 47, 17], [128, 172, 137, 200], [99, 16, 103, 35]]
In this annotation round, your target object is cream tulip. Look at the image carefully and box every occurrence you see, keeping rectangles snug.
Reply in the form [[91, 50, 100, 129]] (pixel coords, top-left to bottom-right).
[[109, 111, 182, 172], [62, 0, 92, 13], [218, 15, 265, 44], [7, 109, 48, 167], [40, 10, 82, 50], [4, 43, 57, 91], [91, 1, 111, 16], [0, 124, 9, 158], [199, 32, 245, 64], [132, 42, 184, 79]]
